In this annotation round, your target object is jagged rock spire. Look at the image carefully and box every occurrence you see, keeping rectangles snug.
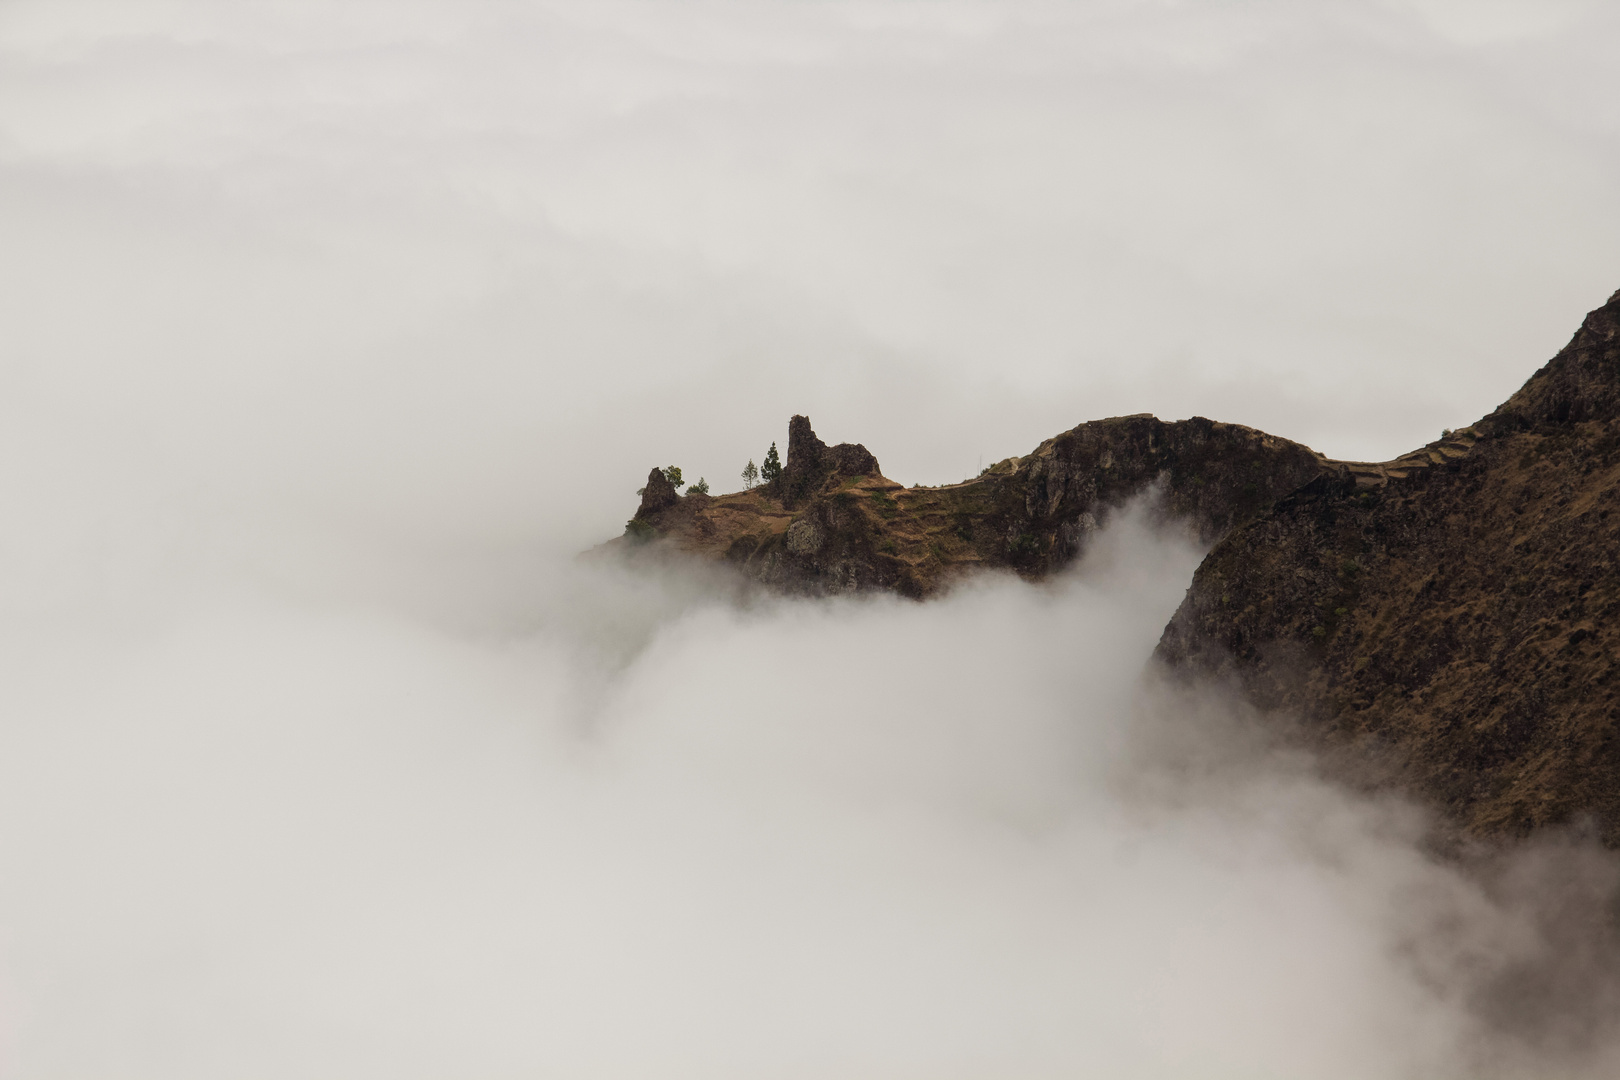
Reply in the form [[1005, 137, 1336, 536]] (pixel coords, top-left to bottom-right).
[[780, 415, 880, 507], [635, 467, 679, 518]]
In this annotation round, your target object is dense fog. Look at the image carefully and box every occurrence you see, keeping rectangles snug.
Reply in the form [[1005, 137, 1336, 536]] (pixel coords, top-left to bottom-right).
[[4, 503, 1619, 1077], [3, 1, 1620, 1075]]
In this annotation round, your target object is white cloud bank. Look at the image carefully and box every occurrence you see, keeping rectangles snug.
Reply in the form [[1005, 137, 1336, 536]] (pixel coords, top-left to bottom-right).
[[1, 505, 1616, 1077], [2, 1, 1620, 1075]]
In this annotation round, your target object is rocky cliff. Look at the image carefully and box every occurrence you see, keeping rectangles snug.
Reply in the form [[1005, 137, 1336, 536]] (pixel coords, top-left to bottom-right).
[[1157, 289, 1620, 844]]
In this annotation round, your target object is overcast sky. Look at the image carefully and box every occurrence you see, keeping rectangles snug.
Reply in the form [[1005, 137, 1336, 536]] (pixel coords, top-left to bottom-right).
[[3, 0, 1619, 566]]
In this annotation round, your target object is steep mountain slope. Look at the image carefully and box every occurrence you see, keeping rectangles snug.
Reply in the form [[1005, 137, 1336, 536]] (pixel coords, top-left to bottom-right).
[[1157, 290, 1620, 843]]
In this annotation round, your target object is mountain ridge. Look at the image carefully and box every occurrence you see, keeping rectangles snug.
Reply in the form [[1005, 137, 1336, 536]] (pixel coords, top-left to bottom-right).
[[606, 287, 1620, 843]]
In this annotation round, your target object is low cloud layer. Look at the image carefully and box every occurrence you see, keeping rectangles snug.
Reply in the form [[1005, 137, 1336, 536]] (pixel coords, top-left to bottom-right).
[[0, 504, 1617, 1077]]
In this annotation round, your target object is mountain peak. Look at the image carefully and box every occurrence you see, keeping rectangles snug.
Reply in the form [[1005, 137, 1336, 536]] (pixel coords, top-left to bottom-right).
[[1491, 289, 1620, 430]]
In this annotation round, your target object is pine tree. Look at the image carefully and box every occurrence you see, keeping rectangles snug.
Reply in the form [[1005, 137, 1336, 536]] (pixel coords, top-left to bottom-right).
[[741, 459, 759, 489], [662, 465, 684, 489], [689, 477, 709, 495], [761, 443, 782, 485]]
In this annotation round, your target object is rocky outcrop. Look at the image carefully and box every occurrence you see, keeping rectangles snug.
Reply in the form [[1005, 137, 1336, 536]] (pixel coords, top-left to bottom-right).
[[1157, 288, 1620, 844], [634, 467, 680, 518], [778, 414, 882, 508]]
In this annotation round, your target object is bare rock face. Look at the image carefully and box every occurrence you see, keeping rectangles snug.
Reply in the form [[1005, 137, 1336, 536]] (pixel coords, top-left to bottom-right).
[[785, 414, 824, 471], [829, 442, 881, 478], [1157, 288, 1620, 845], [635, 467, 680, 518]]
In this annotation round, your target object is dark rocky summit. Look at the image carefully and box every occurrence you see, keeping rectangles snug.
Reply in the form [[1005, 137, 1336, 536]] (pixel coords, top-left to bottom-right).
[[608, 287, 1620, 844]]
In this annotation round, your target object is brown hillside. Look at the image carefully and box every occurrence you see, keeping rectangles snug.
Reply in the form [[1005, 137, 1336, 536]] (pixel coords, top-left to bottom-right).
[[1157, 289, 1620, 844]]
